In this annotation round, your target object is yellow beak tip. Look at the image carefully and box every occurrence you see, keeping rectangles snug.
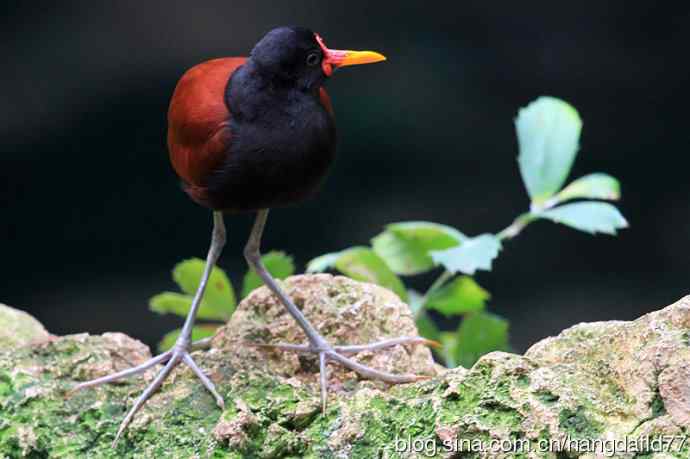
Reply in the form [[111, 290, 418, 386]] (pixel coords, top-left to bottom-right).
[[366, 52, 387, 64], [340, 50, 387, 67]]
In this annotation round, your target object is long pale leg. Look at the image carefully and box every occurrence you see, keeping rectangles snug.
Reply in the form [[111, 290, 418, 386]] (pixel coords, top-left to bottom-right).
[[243, 209, 433, 411], [72, 211, 227, 446]]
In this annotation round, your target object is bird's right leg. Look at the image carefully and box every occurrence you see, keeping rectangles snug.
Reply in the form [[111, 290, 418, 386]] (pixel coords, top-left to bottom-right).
[[71, 211, 228, 447]]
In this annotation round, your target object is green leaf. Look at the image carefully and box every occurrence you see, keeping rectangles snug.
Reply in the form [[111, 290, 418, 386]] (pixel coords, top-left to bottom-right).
[[555, 173, 621, 203], [538, 202, 628, 235], [516, 96, 583, 202], [372, 222, 464, 275], [334, 247, 408, 301], [425, 276, 489, 317], [415, 311, 440, 343], [456, 311, 510, 368], [430, 234, 502, 275], [157, 325, 218, 352], [172, 259, 236, 320], [149, 292, 230, 322], [372, 232, 429, 276], [242, 251, 295, 298], [306, 252, 341, 273]]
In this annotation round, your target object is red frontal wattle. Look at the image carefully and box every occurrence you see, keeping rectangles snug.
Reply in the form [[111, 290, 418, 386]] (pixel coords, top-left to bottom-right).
[[167, 57, 334, 204]]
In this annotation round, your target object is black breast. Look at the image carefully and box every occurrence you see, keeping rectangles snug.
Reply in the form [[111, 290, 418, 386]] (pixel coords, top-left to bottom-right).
[[204, 68, 336, 213]]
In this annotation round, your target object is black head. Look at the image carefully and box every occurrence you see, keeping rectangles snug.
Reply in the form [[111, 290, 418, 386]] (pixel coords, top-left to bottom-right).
[[249, 26, 387, 90], [249, 27, 326, 90]]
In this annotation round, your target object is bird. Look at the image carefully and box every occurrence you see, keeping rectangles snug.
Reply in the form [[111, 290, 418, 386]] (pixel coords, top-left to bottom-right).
[[73, 26, 435, 446]]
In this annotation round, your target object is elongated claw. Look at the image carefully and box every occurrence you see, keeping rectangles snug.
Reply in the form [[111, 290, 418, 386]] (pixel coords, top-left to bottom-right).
[[318, 352, 328, 413], [182, 353, 225, 409], [333, 336, 441, 354], [190, 337, 214, 352], [247, 335, 435, 412], [112, 353, 182, 446], [68, 350, 173, 395], [243, 342, 312, 353], [72, 347, 223, 447], [326, 350, 424, 384], [250, 336, 438, 356]]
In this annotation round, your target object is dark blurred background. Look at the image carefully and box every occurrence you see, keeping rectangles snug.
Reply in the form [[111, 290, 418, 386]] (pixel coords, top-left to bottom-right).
[[2, 2, 689, 353]]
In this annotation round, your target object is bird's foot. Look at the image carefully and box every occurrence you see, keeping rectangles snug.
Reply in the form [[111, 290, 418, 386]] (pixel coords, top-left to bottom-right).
[[250, 336, 439, 412], [69, 337, 223, 447]]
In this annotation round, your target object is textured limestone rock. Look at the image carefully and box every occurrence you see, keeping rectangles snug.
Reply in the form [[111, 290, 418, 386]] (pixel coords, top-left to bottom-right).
[[0, 303, 50, 348], [212, 274, 440, 390], [0, 277, 689, 458]]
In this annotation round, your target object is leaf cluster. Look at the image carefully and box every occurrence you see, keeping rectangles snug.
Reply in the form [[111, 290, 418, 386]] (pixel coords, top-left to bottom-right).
[[305, 96, 628, 367]]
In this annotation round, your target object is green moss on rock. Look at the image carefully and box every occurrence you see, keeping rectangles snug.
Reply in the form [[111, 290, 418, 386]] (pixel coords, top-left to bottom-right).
[[1, 279, 689, 458], [558, 406, 602, 440]]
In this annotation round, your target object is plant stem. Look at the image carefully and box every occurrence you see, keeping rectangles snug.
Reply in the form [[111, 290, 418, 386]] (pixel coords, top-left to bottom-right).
[[497, 196, 564, 241], [416, 209, 537, 321], [426, 270, 453, 296], [414, 207, 544, 320], [496, 212, 537, 241], [414, 269, 453, 320], [416, 202, 551, 322]]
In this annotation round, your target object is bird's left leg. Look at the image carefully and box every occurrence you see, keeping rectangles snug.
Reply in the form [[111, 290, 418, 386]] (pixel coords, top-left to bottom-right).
[[244, 209, 434, 412], [71, 211, 227, 446]]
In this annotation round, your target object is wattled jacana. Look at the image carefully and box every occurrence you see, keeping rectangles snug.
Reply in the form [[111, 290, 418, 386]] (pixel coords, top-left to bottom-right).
[[74, 26, 434, 445]]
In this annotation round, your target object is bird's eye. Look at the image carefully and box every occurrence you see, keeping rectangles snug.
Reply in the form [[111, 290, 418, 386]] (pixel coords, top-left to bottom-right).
[[306, 52, 320, 67]]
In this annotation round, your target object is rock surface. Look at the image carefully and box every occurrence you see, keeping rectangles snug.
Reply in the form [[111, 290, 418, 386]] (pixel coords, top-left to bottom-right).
[[0, 276, 689, 458], [214, 274, 440, 387], [0, 303, 50, 348]]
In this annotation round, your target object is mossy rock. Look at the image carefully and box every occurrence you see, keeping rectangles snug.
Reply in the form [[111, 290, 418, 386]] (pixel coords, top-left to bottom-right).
[[0, 277, 689, 458], [0, 303, 50, 348]]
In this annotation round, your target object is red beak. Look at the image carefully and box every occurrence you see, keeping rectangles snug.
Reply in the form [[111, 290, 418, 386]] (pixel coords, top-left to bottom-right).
[[315, 33, 387, 77]]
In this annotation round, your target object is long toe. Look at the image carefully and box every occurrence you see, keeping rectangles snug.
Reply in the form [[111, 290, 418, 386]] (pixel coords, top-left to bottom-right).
[[318, 352, 328, 413], [182, 353, 225, 409], [245, 335, 435, 412], [326, 350, 428, 384], [69, 350, 173, 394], [333, 336, 441, 354], [112, 353, 182, 446], [310, 345, 430, 414], [72, 346, 224, 447]]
